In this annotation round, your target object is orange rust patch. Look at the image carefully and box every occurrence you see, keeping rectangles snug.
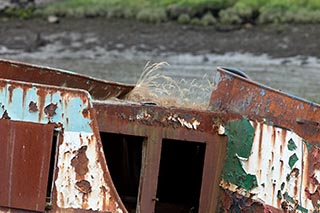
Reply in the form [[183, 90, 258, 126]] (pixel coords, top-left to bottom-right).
[[8, 85, 14, 104], [71, 146, 89, 176], [75, 180, 92, 194]]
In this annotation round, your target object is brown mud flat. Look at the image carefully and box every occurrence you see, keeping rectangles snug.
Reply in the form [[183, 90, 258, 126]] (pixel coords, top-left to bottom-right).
[[0, 17, 320, 58]]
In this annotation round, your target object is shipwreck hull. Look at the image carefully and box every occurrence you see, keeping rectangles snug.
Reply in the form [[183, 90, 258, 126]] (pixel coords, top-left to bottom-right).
[[0, 59, 319, 212], [211, 68, 320, 212]]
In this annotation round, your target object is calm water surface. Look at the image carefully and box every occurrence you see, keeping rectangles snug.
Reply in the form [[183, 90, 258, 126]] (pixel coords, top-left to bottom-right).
[[1, 41, 320, 101]]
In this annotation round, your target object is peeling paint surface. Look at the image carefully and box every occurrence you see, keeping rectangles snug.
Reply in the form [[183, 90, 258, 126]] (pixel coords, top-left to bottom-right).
[[167, 114, 200, 130], [211, 67, 320, 212], [56, 131, 121, 211], [0, 79, 125, 212], [221, 119, 320, 212], [6, 61, 320, 212], [222, 118, 257, 191], [0, 83, 92, 132]]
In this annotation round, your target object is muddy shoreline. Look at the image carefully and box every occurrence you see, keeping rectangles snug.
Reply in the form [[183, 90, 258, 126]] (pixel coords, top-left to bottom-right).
[[1, 17, 320, 58], [1, 17, 320, 101]]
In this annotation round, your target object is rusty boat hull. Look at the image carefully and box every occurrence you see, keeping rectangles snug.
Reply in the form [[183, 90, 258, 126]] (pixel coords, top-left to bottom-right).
[[0, 59, 319, 212]]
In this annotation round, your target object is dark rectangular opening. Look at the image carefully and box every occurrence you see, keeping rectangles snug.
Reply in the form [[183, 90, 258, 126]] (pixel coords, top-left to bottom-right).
[[100, 132, 144, 212], [46, 130, 59, 210], [155, 139, 206, 213]]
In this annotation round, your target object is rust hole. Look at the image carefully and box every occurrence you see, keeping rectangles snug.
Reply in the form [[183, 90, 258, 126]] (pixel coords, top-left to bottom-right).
[[82, 108, 89, 118], [290, 168, 300, 178], [75, 180, 92, 194], [28, 101, 38, 112], [1, 110, 11, 119], [44, 103, 58, 117], [281, 201, 289, 210], [71, 145, 89, 176]]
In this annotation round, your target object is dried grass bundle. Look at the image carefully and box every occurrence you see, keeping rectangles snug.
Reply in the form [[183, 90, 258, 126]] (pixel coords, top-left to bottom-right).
[[125, 61, 213, 110]]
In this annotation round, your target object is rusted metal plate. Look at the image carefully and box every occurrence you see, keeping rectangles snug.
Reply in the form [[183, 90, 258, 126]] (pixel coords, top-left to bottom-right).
[[210, 67, 320, 212], [218, 188, 282, 212], [137, 133, 162, 213], [0, 76, 126, 212], [210, 67, 320, 143], [93, 100, 223, 140], [5, 58, 320, 212], [0, 59, 133, 100], [219, 119, 315, 211], [0, 120, 54, 211], [94, 100, 235, 213], [199, 134, 227, 213]]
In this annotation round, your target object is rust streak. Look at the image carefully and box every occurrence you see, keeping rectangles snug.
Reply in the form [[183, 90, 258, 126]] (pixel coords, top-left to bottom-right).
[[271, 127, 276, 149], [258, 123, 263, 170], [82, 193, 89, 209], [100, 186, 108, 210], [8, 85, 14, 104], [280, 160, 284, 180], [22, 87, 28, 108], [36, 89, 46, 122], [272, 184, 276, 203], [294, 181, 298, 198]]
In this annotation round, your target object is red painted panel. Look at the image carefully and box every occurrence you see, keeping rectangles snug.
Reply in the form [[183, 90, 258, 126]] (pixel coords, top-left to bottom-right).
[[0, 119, 54, 212]]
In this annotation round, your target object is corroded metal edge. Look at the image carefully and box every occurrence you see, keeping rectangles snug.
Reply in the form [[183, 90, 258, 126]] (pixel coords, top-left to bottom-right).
[[210, 67, 320, 143], [0, 59, 134, 100]]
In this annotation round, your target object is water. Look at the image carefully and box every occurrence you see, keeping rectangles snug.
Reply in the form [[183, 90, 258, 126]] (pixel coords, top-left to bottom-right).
[[1, 36, 320, 102]]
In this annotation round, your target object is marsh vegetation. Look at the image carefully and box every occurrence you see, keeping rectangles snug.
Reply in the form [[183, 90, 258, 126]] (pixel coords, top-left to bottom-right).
[[4, 0, 320, 26]]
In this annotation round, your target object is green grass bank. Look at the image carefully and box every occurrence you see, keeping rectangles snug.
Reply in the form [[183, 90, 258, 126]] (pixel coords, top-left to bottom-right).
[[5, 0, 320, 25]]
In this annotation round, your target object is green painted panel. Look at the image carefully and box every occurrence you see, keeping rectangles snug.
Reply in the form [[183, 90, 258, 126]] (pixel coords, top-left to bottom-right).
[[222, 118, 257, 191]]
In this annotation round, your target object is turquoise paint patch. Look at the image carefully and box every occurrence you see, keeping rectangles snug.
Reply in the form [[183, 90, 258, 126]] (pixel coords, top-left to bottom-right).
[[260, 89, 265, 97], [6, 87, 24, 120], [0, 82, 93, 133], [287, 138, 297, 151], [22, 87, 39, 122], [62, 97, 92, 132], [222, 118, 258, 191], [288, 153, 298, 169]]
